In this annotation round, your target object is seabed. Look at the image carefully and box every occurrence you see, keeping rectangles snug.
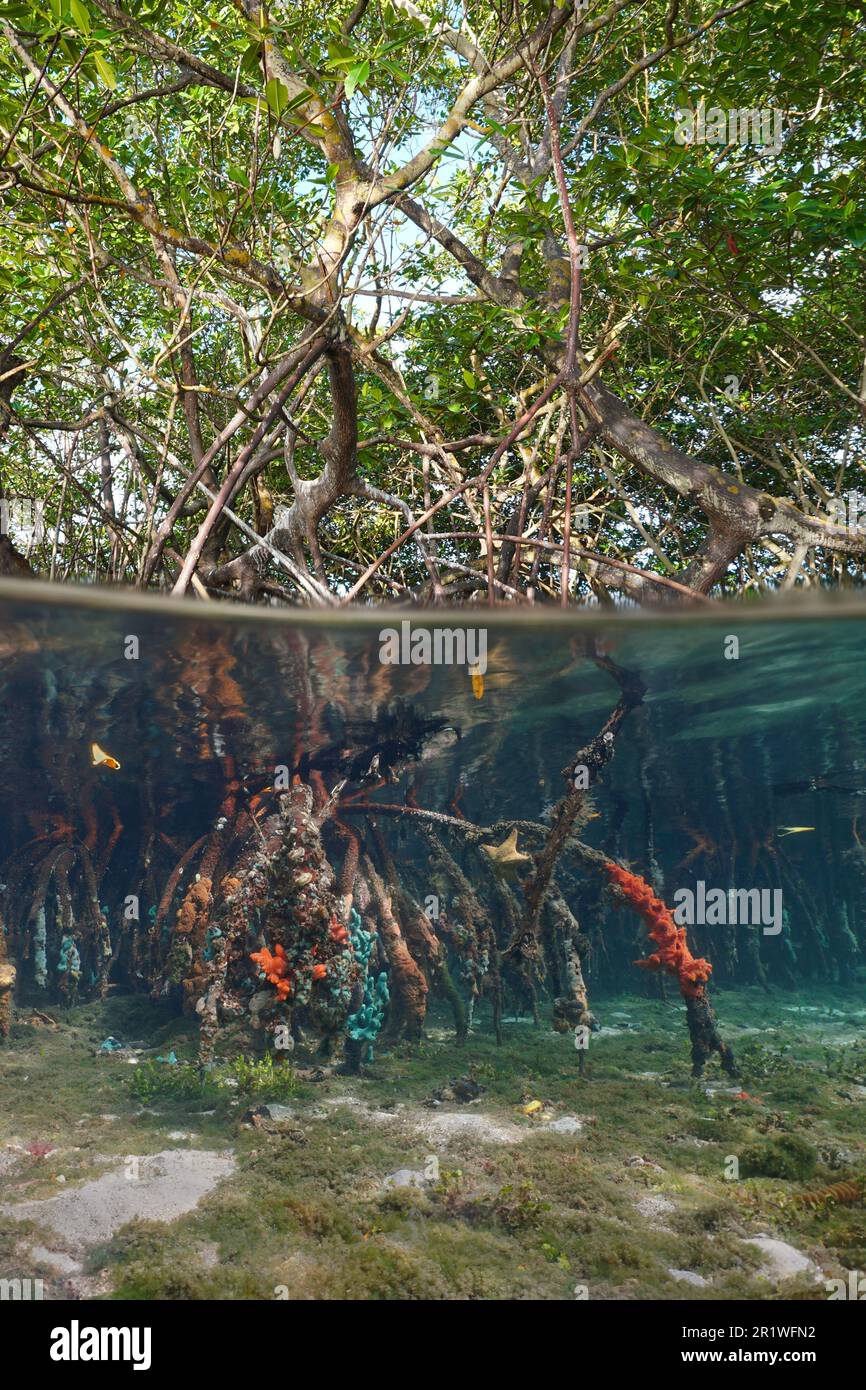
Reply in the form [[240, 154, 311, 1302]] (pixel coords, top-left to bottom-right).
[[1, 984, 864, 1301], [2, 587, 865, 1303]]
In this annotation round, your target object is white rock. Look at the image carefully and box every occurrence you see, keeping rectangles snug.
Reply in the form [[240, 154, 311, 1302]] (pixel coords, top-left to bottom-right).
[[415, 1112, 523, 1146], [382, 1168, 429, 1191], [545, 1115, 583, 1135], [635, 1194, 677, 1229], [668, 1268, 709, 1287], [744, 1235, 822, 1283], [30, 1246, 81, 1275], [259, 1104, 294, 1122]]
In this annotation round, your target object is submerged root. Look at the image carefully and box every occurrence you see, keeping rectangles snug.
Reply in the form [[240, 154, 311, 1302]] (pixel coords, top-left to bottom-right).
[[0, 919, 14, 1039], [685, 989, 738, 1079], [364, 857, 427, 1041], [545, 885, 595, 1073], [602, 860, 736, 1078]]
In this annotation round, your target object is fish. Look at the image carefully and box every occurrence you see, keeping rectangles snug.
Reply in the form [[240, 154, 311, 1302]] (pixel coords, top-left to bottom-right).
[[90, 742, 121, 771], [470, 664, 484, 700], [776, 826, 815, 836]]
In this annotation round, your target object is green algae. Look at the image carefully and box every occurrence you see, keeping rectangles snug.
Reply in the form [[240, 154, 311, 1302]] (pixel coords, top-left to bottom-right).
[[1, 986, 864, 1301], [740, 1134, 818, 1181]]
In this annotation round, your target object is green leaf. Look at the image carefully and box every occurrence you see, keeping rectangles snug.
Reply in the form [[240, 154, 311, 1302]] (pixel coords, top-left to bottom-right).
[[462, 369, 475, 389], [94, 53, 116, 89], [240, 41, 262, 76], [381, 58, 410, 82], [326, 38, 355, 67], [69, 0, 91, 34], [344, 58, 369, 99], [289, 120, 330, 138], [264, 78, 290, 118], [227, 164, 249, 189]]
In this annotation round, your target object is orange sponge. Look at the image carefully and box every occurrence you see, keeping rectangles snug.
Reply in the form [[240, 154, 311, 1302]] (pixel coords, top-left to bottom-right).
[[250, 943, 293, 1001], [603, 863, 713, 999]]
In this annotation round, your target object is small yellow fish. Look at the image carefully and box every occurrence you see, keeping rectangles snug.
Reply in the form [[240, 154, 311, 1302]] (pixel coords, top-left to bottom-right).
[[777, 826, 815, 837], [91, 742, 120, 771], [469, 663, 484, 700]]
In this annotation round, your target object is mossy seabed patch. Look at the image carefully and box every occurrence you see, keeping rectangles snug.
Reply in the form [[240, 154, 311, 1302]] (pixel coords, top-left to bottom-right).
[[1, 986, 863, 1300]]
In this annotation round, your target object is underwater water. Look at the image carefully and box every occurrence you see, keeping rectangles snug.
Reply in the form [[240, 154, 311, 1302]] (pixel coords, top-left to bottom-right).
[[1, 582, 865, 1304]]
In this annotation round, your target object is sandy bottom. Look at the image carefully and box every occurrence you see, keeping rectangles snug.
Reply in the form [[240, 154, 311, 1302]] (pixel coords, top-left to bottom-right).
[[2, 1148, 235, 1252], [322, 1093, 585, 1147]]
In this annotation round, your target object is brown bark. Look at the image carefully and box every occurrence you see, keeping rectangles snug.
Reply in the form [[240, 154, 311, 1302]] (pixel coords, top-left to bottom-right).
[[363, 856, 427, 1041], [0, 915, 14, 1039], [545, 884, 593, 1033], [509, 647, 645, 970]]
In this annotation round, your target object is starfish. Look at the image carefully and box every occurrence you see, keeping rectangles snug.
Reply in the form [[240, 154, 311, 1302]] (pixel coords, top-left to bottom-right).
[[481, 828, 531, 873]]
